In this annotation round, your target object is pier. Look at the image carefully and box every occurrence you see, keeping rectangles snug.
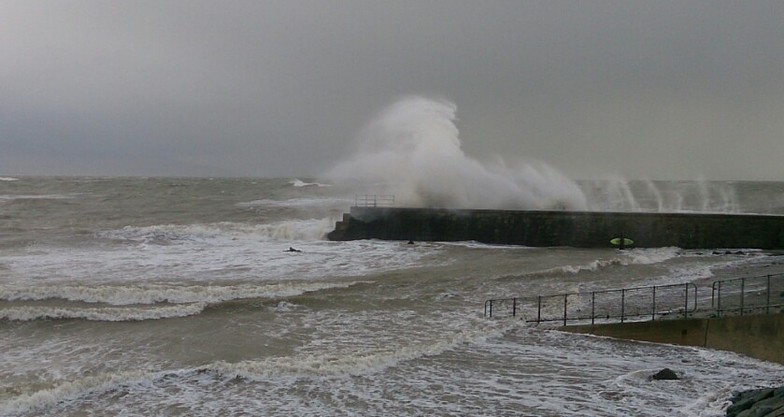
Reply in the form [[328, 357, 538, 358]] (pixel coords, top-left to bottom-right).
[[327, 205, 784, 249]]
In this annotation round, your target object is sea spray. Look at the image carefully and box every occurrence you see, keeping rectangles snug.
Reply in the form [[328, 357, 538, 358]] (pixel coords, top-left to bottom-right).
[[581, 178, 740, 213], [323, 96, 588, 210], [323, 96, 746, 213]]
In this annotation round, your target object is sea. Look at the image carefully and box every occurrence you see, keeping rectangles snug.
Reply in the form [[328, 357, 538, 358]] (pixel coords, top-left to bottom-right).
[[1, 176, 784, 417]]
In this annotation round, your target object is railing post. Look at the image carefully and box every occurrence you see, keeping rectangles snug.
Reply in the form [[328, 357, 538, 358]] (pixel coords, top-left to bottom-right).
[[591, 291, 595, 325], [563, 294, 568, 326], [767, 275, 771, 315], [489, 300, 493, 318], [537, 296, 542, 324], [513, 297, 517, 318], [621, 288, 625, 323], [684, 283, 689, 319], [652, 285, 657, 321], [740, 278, 745, 316], [717, 281, 722, 317]]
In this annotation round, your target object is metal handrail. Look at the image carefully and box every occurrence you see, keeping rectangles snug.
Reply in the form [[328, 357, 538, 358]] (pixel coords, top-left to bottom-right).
[[486, 272, 784, 326], [711, 272, 784, 317], [354, 194, 395, 208], [485, 282, 697, 325]]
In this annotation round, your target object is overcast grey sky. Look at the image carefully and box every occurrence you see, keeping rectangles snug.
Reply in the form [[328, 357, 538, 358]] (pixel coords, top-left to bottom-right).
[[1, 1, 782, 180]]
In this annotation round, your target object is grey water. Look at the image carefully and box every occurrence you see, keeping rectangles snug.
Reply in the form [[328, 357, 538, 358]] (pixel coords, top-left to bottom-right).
[[1, 176, 783, 416]]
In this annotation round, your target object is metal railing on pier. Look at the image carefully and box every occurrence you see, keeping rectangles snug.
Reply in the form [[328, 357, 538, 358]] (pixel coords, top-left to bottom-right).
[[354, 194, 395, 208], [485, 283, 697, 326], [485, 273, 784, 326], [712, 272, 784, 317]]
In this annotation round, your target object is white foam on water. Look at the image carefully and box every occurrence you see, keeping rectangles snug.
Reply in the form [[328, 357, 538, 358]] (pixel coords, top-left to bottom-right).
[[7, 327, 782, 417], [235, 197, 350, 209], [623, 247, 682, 265], [0, 281, 364, 307], [0, 194, 75, 202], [530, 248, 681, 277], [653, 250, 772, 288], [96, 219, 337, 243], [0, 368, 164, 416], [289, 178, 332, 187], [210, 320, 506, 380], [0, 315, 517, 416], [0, 177, 20, 181], [440, 241, 537, 250], [2, 223, 436, 287], [0, 303, 207, 322]]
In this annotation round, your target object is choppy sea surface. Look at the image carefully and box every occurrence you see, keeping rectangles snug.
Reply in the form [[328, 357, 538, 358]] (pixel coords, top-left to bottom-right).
[[1, 176, 784, 417]]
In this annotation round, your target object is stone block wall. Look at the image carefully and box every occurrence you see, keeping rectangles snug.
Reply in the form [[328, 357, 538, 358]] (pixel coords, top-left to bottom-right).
[[327, 207, 784, 249]]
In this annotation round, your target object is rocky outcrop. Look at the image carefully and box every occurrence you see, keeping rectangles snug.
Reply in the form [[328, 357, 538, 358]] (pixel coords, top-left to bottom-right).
[[726, 386, 784, 417], [651, 368, 679, 380]]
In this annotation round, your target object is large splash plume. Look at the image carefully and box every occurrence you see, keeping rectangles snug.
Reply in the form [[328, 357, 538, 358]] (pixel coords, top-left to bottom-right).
[[324, 96, 588, 210]]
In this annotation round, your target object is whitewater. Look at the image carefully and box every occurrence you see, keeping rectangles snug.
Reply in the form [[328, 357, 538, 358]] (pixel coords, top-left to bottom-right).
[[2, 96, 784, 416], [2, 176, 784, 416]]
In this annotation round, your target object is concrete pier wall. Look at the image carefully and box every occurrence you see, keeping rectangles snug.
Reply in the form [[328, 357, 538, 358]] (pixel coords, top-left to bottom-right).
[[562, 314, 784, 365], [327, 207, 784, 249]]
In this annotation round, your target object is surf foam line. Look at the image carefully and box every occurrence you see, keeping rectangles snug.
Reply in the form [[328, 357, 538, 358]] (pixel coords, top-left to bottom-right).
[[0, 281, 365, 307], [0, 319, 521, 416], [522, 247, 682, 278], [96, 219, 338, 243], [209, 317, 521, 380], [236, 198, 350, 209], [289, 179, 332, 187], [0, 303, 207, 322], [0, 367, 196, 416]]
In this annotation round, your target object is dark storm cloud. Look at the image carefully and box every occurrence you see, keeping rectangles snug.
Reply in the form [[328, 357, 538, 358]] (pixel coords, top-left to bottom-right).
[[1, 1, 782, 179]]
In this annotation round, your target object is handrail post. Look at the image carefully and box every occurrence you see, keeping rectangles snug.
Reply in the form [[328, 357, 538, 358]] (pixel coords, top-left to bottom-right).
[[740, 278, 745, 316], [717, 281, 722, 317], [621, 288, 625, 323], [512, 297, 517, 318], [489, 300, 493, 318], [591, 291, 595, 325], [563, 294, 568, 326], [652, 285, 657, 321], [683, 283, 689, 319], [537, 296, 542, 324], [767, 275, 771, 315]]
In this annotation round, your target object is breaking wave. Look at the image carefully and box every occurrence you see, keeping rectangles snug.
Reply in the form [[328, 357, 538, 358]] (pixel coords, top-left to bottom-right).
[[96, 219, 336, 243], [0, 281, 367, 322], [324, 96, 588, 210], [290, 179, 332, 187], [0, 281, 362, 307], [0, 303, 207, 322], [531, 247, 682, 277]]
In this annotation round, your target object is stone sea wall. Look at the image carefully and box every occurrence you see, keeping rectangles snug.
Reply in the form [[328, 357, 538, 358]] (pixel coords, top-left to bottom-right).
[[328, 207, 784, 249], [562, 314, 784, 365]]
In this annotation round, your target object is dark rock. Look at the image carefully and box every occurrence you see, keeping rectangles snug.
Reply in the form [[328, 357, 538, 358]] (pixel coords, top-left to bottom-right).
[[726, 388, 776, 417], [651, 368, 679, 380]]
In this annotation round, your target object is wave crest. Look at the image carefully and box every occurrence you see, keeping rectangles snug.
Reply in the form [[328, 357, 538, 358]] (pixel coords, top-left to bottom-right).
[[96, 219, 336, 244]]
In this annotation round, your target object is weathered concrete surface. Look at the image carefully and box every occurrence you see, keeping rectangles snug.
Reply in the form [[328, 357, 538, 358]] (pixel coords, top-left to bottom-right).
[[327, 207, 784, 249], [562, 314, 784, 365]]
